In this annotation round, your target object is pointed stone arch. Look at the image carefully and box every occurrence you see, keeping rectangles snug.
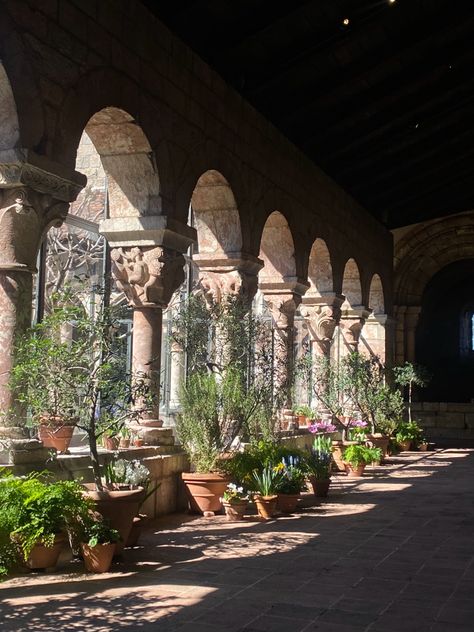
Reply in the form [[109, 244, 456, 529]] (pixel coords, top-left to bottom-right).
[[341, 258, 363, 307], [0, 63, 20, 155], [307, 238, 334, 297], [191, 170, 242, 256], [368, 273, 385, 315]]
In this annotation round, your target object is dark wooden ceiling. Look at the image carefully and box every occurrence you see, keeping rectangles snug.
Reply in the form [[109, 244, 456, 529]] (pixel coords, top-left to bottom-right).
[[142, 0, 474, 228]]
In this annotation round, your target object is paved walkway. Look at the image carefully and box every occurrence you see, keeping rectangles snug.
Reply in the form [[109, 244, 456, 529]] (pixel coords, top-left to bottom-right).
[[1, 449, 473, 632]]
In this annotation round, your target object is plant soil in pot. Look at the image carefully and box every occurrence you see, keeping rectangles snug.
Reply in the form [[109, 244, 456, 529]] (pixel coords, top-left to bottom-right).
[[277, 493, 300, 513], [26, 533, 67, 570], [83, 485, 144, 552], [181, 472, 229, 515], [309, 476, 331, 498], [254, 495, 278, 520], [81, 542, 116, 573]]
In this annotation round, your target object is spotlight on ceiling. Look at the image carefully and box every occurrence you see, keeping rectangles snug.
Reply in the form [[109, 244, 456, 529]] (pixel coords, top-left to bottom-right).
[[389, 0, 396, 4], [342, 18, 350, 26]]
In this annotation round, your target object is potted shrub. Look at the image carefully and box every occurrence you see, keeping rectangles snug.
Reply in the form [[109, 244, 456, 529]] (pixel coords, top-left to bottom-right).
[[119, 426, 131, 449], [174, 295, 277, 515], [305, 434, 333, 497], [275, 457, 306, 513], [80, 513, 120, 573], [343, 444, 382, 477], [0, 471, 92, 574], [395, 420, 424, 451], [393, 362, 430, 423], [293, 404, 313, 427], [220, 483, 250, 521], [251, 466, 283, 520]]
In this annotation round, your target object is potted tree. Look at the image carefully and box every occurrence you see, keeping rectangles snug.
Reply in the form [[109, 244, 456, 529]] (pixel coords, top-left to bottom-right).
[[393, 362, 430, 423]]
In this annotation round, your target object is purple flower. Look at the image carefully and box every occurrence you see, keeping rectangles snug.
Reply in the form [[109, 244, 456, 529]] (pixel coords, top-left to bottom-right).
[[349, 419, 368, 428], [309, 421, 337, 434]]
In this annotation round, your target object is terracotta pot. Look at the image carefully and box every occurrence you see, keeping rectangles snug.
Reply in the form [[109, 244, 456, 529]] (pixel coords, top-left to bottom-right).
[[222, 500, 248, 521], [181, 472, 229, 515], [83, 485, 144, 552], [309, 476, 331, 498], [399, 439, 412, 451], [103, 436, 120, 451], [133, 438, 144, 447], [344, 463, 366, 477], [119, 438, 130, 449], [332, 440, 358, 472], [368, 434, 389, 460], [418, 442, 428, 452], [26, 533, 66, 569], [81, 542, 116, 573], [125, 514, 148, 547], [254, 494, 278, 520], [297, 415, 306, 428], [38, 422, 75, 453], [277, 493, 300, 513]]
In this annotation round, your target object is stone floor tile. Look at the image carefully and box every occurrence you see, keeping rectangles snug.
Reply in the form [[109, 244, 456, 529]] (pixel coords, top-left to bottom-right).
[[242, 614, 311, 632]]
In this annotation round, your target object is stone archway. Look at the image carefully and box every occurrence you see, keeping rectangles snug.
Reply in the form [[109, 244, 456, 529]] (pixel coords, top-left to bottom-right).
[[340, 258, 369, 353], [360, 273, 392, 362]]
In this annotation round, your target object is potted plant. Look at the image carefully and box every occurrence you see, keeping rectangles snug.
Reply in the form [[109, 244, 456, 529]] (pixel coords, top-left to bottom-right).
[[0, 471, 92, 574], [80, 512, 120, 573], [174, 295, 277, 515], [393, 362, 430, 423], [275, 457, 306, 513], [251, 466, 283, 519], [395, 420, 424, 451], [220, 483, 249, 521], [342, 444, 382, 477], [293, 404, 313, 427], [304, 434, 333, 497], [119, 426, 131, 449]]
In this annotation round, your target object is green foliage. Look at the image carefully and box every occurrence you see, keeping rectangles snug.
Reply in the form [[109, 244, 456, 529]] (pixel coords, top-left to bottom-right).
[[274, 460, 306, 494], [393, 362, 430, 422], [298, 355, 350, 423], [80, 514, 120, 547], [343, 444, 382, 466], [395, 420, 424, 444], [174, 294, 282, 470], [0, 471, 92, 577], [221, 440, 305, 487], [304, 448, 332, 480], [251, 466, 283, 496], [293, 405, 313, 418]]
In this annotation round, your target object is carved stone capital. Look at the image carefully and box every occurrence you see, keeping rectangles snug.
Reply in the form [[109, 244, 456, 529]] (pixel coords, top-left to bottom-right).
[[194, 253, 263, 306], [339, 306, 371, 348], [111, 245, 185, 308], [0, 160, 84, 202], [260, 279, 309, 329], [301, 294, 344, 350]]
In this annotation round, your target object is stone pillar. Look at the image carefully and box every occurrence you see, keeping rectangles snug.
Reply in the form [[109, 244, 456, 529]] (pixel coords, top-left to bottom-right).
[[169, 338, 184, 409], [339, 305, 371, 355], [0, 160, 84, 437], [109, 244, 186, 439], [259, 279, 309, 410], [404, 306, 421, 363], [359, 314, 396, 365], [300, 294, 344, 358]]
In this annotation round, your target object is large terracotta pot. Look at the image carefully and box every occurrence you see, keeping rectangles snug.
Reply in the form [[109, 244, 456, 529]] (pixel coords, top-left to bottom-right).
[[368, 434, 389, 460], [332, 440, 358, 471], [254, 495, 278, 520], [83, 485, 144, 552], [103, 436, 120, 451], [222, 500, 248, 521], [344, 463, 366, 477], [82, 542, 116, 573], [39, 422, 75, 453], [277, 493, 300, 513], [399, 440, 412, 451], [181, 472, 229, 515], [308, 476, 331, 498], [26, 533, 67, 569]]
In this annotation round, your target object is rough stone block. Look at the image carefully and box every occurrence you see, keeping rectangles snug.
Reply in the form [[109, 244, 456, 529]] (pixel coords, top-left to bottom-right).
[[9, 447, 52, 465]]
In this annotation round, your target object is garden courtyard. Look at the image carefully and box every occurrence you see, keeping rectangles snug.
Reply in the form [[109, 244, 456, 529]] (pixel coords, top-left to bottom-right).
[[1, 449, 473, 632]]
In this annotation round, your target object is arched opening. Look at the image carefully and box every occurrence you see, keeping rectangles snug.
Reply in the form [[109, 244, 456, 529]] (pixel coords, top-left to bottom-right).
[[368, 274, 385, 315], [258, 211, 296, 282], [307, 238, 333, 297], [0, 62, 20, 153], [191, 170, 242, 256], [341, 258, 362, 307], [416, 259, 474, 402]]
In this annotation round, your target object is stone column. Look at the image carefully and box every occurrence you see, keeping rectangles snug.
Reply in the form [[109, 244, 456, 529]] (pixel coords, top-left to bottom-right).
[[0, 160, 84, 438], [339, 305, 372, 355], [404, 306, 421, 362], [109, 244, 186, 441], [259, 279, 309, 410], [300, 294, 344, 358]]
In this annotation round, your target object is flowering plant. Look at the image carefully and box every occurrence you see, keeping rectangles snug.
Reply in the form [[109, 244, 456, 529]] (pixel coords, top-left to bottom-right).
[[305, 449, 332, 480], [308, 420, 337, 434], [103, 458, 151, 489], [347, 419, 369, 442], [222, 483, 249, 503], [274, 457, 306, 494]]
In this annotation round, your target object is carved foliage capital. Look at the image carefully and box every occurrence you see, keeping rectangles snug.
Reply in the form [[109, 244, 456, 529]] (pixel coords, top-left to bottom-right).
[[301, 303, 340, 348], [263, 292, 300, 329], [198, 268, 258, 307], [111, 245, 185, 308]]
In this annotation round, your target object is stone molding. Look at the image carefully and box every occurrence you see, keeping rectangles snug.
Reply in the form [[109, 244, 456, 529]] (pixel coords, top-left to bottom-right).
[[194, 252, 263, 305], [300, 294, 344, 351], [260, 278, 309, 329], [111, 245, 185, 308], [100, 216, 196, 253], [339, 305, 372, 348], [0, 161, 83, 202]]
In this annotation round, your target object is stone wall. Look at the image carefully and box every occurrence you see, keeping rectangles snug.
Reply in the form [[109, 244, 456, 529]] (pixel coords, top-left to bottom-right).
[[412, 402, 474, 447]]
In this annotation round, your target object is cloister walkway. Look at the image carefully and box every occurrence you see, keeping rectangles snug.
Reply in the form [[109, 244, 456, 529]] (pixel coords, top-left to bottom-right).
[[1, 449, 473, 632]]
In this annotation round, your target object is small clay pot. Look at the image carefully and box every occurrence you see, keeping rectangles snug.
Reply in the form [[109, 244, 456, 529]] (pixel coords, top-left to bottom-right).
[[309, 476, 331, 498], [26, 533, 67, 570], [119, 438, 130, 449], [277, 493, 300, 513], [82, 542, 116, 573], [344, 463, 366, 477], [133, 438, 144, 447], [104, 436, 120, 451], [254, 495, 278, 520], [222, 500, 248, 521]]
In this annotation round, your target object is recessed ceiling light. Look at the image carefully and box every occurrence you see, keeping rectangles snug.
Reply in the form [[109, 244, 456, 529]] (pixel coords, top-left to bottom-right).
[[343, 18, 350, 26], [389, 0, 396, 4]]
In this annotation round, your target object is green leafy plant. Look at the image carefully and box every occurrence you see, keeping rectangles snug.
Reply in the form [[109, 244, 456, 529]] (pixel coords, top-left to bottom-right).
[[304, 448, 332, 480], [395, 420, 424, 445], [393, 362, 430, 422], [251, 465, 283, 497], [343, 444, 382, 466], [81, 513, 120, 547], [293, 405, 313, 418], [274, 458, 306, 494]]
